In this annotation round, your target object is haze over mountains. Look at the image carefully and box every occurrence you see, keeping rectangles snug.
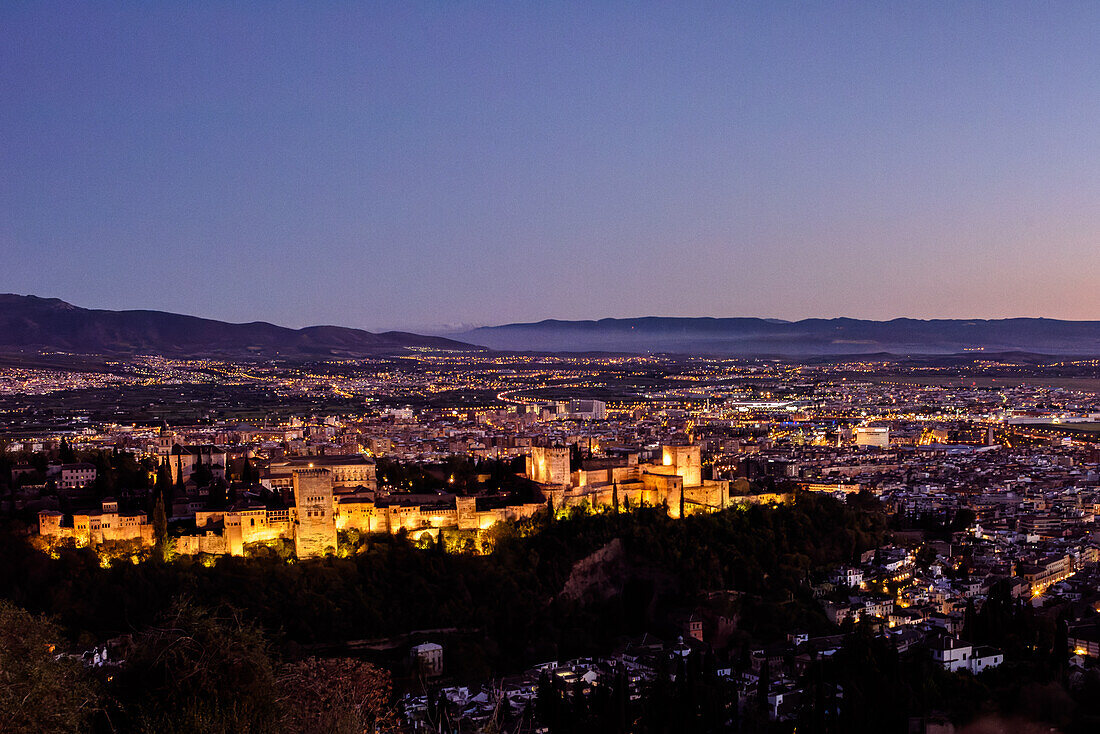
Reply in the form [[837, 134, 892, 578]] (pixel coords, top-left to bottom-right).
[[458, 317, 1100, 356], [0, 295, 473, 357], [5, 295, 1100, 358]]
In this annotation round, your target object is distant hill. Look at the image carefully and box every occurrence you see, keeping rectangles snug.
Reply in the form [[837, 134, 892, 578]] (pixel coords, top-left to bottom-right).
[[458, 316, 1100, 356], [0, 295, 476, 357]]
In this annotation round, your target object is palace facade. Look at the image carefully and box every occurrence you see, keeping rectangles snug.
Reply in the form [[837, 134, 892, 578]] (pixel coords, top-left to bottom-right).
[[39, 444, 757, 560]]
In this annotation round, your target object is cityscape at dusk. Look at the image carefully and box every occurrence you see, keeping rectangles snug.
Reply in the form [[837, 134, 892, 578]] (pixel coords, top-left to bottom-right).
[[3, 3, 1100, 734]]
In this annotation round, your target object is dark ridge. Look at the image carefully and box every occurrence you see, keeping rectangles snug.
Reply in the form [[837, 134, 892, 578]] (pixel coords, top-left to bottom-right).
[[458, 316, 1100, 356], [0, 294, 478, 357]]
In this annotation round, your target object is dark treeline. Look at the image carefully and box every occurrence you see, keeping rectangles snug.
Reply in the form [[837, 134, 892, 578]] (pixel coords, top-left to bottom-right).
[[891, 506, 977, 537], [0, 494, 886, 678], [1, 443, 157, 510], [13, 491, 1093, 732], [374, 455, 537, 498], [0, 597, 401, 734]]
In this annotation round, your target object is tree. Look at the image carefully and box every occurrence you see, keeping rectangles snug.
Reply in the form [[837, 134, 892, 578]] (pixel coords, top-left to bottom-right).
[[951, 508, 977, 532], [111, 601, 282, 733], [757, 659, 771, 713], [58, 438, 76, 464], [1053, 614, 1070, 675], [962, 599, 977, 642], [154, 462, 173, 509], [0, 600, 98, 733], [207, 478, 227, 509], [153, 494, 168, 562], [612, 481, 620, 515], [175, 451, 186, 499], [277, 657, 401, 734], [569, 443, 584, 470], [191, 462, 214, 491]]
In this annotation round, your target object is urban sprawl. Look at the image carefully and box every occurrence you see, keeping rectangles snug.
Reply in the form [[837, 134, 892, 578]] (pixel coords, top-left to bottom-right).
[[5, 352, 1100, 731]]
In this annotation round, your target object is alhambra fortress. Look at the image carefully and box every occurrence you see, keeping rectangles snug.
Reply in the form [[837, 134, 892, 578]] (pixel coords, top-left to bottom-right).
[[38, 444, 781, 559]]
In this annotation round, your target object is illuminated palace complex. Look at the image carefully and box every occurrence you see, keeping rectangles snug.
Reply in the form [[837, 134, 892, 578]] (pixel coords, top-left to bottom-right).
[[37, 443, 757, 559], [527, 443, 735, 516]]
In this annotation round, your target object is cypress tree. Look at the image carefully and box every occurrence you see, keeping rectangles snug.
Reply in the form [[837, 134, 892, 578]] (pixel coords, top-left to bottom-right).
[[757, 659, 770, 713], [613, 665, 628, 734], [154, 463, 173, 509], [175, 451, 186, 498], [152, 494, 168, 562], [1054, 614, 1070, 675], [962, 599, 977, 642]]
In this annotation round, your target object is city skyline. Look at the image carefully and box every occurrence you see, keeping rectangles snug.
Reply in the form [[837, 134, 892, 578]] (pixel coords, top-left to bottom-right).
[[7, 5, 1100, 730], [4, 3, 1100, 331]]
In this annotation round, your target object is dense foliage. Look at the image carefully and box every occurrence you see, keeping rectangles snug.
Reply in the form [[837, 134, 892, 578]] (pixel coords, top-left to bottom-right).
[[9, 491, 1094, 732], [0, 494, 885, 674], [0, 598, 400, 734], [0, 493, 894, 732], [277, 656, 402, 734], [109, 601, 282, 733], [0, 600, 98, 733]]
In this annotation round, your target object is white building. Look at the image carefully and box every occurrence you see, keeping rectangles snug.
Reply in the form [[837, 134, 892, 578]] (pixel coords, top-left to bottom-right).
[[410, 642, 444, 678], [832, 566, 864, 588], [855, 427, 890, 448], [568, 399, 607, 420], [58, 463, 97, 490], [930, 636, 1003, 674]]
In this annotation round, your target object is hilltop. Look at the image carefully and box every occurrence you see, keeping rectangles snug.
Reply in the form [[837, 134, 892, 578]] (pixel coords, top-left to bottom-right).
[[0, 295, 476, 357]]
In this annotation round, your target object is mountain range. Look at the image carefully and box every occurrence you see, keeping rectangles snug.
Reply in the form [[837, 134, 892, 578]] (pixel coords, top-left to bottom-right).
[[0, 295, 474, 357], [456, 316, 1100, 356], [5, 295, 1100, 358]]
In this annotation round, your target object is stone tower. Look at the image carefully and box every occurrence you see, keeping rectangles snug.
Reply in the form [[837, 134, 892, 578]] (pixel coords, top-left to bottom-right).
[[292, 468, 336, 558], [527, 446, 571, 486], [661, 444, 702, 487]]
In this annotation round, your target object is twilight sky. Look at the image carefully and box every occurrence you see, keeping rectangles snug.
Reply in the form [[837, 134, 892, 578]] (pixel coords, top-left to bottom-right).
[[2, 2, 1099, 332]]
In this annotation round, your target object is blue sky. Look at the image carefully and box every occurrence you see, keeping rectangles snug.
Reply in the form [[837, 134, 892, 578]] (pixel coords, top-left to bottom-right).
[[2, 2, 1099, 331]]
